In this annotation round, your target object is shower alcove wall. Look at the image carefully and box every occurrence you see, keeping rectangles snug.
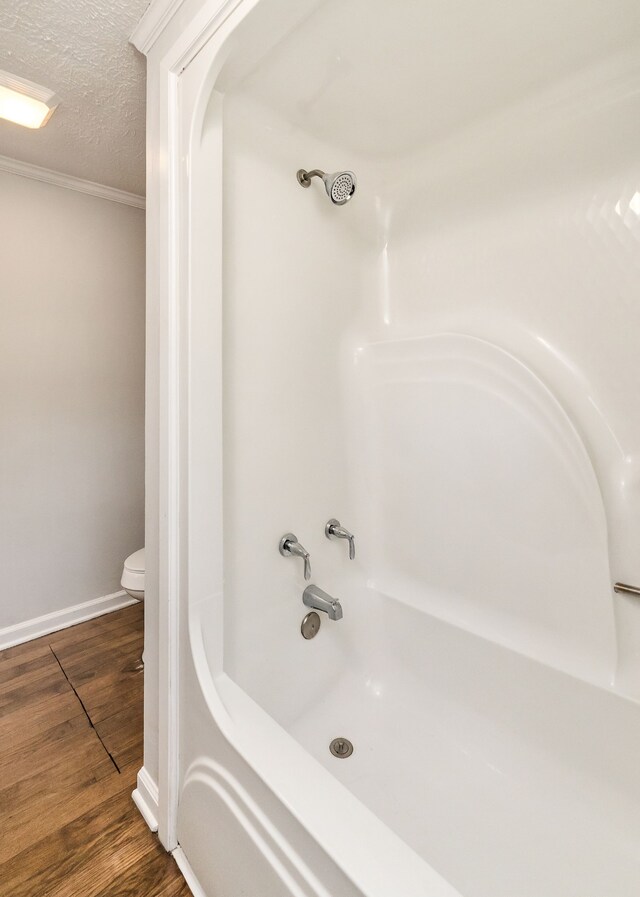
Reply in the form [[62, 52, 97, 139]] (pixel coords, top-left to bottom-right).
[[133, 1, 640, 895]]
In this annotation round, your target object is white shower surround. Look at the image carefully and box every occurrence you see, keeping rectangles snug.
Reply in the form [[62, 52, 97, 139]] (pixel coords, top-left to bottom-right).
[[135, 1, 640, 894]]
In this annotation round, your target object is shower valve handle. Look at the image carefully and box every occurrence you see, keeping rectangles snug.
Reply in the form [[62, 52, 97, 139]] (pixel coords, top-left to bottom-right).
[[325, 519, 356, 560], [279, 533, 311, 580]]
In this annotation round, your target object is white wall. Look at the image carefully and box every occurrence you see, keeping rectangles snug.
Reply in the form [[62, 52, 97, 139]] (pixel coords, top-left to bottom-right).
[[213, 0, 640, 697], [220, 92, 367, 701], [0, 170, 145, 632]]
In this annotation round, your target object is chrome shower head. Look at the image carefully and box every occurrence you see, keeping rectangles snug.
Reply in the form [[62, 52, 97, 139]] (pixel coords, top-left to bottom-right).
[[324, 170, 357, 205], [297, 168, 357, 205]]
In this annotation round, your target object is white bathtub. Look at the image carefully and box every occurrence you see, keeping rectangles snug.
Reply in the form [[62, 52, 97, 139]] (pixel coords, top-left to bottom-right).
[[137, 0, 640, 893], [186, 582, 640, 897]]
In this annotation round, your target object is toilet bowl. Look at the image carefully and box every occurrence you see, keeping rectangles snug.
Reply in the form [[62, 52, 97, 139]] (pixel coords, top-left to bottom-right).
[[121, 548, 145, 601]]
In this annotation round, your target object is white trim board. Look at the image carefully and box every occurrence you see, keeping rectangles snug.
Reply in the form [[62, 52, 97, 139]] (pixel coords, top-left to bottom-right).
[[133, 766, 160, 833], [0, 590, 138, 651], [133, 780, 204, 895], [130, 0, 187, 54], [0, 154, 146, 209], [172, 847, 207, 897]]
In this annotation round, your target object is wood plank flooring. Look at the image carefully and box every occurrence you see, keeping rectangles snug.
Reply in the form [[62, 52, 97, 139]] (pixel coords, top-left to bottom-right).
[[0, 603, 190, 896]]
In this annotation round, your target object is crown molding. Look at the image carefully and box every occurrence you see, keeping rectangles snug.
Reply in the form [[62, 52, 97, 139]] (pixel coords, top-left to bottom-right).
[[130, 0, 187, 55], [0, 154, 145, 208]]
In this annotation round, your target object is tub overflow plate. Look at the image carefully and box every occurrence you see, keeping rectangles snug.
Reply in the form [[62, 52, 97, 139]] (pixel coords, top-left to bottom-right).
[[330, 737, 354, 758], [301, 611, 321, 639]]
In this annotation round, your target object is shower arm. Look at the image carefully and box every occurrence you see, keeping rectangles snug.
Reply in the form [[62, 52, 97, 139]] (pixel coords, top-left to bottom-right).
[[297, 169, 325, 188]]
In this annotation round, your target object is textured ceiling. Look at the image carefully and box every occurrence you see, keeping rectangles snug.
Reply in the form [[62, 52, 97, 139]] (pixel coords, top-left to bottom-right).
[[0, 0, 149, 196]]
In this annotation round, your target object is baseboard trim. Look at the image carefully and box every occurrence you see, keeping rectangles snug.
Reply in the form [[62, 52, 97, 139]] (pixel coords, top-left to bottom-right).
[[0, 590, 138, 651], [0, 154, 146, 209], [133, 766, 160, 833], [172, 847, 207, 897], [134, 777, 204, 896]]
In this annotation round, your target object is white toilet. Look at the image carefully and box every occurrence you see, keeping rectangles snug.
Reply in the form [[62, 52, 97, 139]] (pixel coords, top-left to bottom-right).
[[121, 548, 145, 601]]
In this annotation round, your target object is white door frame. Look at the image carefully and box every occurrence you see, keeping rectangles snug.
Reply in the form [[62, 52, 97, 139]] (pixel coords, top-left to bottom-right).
[[131, 0, 254, 849]]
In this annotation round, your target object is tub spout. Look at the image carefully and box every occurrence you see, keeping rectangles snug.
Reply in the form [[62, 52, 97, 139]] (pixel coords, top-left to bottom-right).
[[303, 584, 343, 621]]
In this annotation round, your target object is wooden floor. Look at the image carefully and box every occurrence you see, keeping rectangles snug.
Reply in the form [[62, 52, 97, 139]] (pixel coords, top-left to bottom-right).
[[0, 603, 190, 897]]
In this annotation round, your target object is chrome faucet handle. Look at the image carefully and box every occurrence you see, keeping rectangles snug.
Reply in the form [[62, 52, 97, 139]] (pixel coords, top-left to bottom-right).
[[279, 533, 311, 580], [325, 518, 356, 560]]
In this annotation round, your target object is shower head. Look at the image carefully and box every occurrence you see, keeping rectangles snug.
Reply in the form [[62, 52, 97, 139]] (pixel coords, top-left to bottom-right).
[[325, 170, 357, 205], [297, 168, 357, 205]]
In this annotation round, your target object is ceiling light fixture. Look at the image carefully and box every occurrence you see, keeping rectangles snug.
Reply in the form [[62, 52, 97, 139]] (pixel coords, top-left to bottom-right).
[[0, 69, 59, 129]]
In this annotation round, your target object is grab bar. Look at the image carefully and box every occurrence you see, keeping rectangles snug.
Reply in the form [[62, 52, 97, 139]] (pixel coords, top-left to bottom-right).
[[614, 583, 640, 597]]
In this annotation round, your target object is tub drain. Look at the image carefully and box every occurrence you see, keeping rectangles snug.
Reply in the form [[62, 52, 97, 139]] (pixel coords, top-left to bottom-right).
[[329, 737, 354, 758]]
